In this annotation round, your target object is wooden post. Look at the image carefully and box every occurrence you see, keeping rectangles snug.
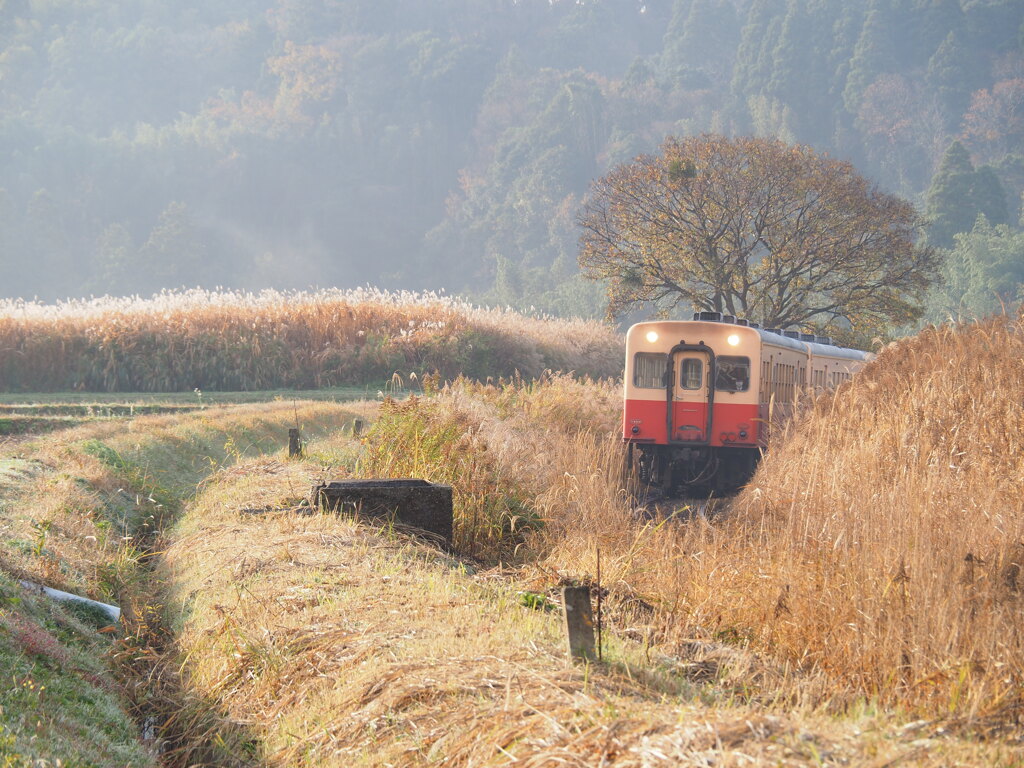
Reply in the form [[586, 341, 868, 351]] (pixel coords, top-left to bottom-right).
[[353, 419, 364, 436], [562, 586, 596, 662], [596, 547, 603, 662], [288, 428, 301, 457]]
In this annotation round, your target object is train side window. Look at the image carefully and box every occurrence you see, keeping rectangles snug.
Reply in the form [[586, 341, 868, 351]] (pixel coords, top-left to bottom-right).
[[633, 353, 667, 389], [715, 356, 750, 391], [679, 358, 703, 390]]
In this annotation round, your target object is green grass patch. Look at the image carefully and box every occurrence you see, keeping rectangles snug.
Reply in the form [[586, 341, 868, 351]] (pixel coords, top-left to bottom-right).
[[0, 386, 382, 406], [0, 388, 383, 436], [0, 573, 154, 767]]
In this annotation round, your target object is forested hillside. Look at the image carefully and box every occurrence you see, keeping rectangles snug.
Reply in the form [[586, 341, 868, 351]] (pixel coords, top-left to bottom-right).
[[1, 0, 1021, 319]]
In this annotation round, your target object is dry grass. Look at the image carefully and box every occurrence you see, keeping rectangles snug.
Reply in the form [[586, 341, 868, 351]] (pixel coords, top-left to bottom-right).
[[357, 320, 1024, 733], [161, 457, 1013, 766], [534, 315, 1024, 728], [0, 400, 364, 602], [355, 374, 622, 560], [715, 314, 1024, 718], [0, 288, 622, 392]]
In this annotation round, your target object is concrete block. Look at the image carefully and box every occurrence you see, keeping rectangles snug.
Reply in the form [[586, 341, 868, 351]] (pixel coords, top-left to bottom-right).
[[313, 479, 453, 543]]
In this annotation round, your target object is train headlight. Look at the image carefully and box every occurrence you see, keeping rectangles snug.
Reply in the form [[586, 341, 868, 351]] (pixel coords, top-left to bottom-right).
[[727, 334, 740, 346], [645, 331, 659, 343]]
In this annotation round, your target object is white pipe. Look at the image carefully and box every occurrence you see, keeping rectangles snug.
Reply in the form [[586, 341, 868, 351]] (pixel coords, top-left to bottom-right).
[[19, 580, 121, 622]]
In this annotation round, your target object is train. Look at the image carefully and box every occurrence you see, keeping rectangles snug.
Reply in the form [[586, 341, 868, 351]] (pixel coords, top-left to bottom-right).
[[623, 311, 872, 495]]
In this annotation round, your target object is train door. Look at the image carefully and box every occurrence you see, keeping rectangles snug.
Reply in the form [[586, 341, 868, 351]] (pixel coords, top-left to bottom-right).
[[670, 348, 711, 443]]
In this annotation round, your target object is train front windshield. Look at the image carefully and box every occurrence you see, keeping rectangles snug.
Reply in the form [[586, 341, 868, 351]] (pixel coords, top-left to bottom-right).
[[715, 356, 750, 391]]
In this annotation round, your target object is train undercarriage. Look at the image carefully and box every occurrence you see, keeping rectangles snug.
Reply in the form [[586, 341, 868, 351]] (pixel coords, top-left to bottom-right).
[[630, 443, 760, 496]]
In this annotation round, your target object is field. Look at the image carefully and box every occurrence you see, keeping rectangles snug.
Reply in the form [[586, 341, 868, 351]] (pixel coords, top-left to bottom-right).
[[0, 387, 377, 436], [0, 289, 623, 392], [0, 295, 1022, 766]]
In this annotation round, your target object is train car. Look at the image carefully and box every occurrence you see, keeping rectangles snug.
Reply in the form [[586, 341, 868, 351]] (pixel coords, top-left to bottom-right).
[[623, 311, 871, 494]]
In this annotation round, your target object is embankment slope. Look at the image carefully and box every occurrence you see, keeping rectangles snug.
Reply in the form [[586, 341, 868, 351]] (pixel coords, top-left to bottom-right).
[[725, 313, 1024, 717]]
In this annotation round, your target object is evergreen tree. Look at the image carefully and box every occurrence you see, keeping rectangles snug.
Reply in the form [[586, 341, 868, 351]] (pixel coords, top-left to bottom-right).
[[925, 141, 1010, 247], [91, 222, 136, 295], [918, 0, 965, 60], [827, 2, 863, 98], [138, 202, 207, 293], [662, 0, 739, 88], [730, 0, 787, 100], [825, 3, 865, 153], [964, 0, 1024, 59], [660, 0, 694, 82], [843, 2, 897, 115], [767, 0, 831, 141], [926, 214, 1024, 321], [0, 0, 1019, 307], [767, 0, 809, 101], [888, 0, 920, 69], [926, 141, 976, 248], [926, 31, 974, 130], [624, 56, 655, 88], [926, 142, 978, 248], [973, 165, 1010, 227]]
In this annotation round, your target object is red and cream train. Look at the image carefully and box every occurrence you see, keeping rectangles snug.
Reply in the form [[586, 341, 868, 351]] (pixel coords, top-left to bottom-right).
[[623, 312, 871, 494]]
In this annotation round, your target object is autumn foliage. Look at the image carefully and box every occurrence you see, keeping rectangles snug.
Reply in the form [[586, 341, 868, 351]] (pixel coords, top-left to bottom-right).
[[579, 134, 937, 340]]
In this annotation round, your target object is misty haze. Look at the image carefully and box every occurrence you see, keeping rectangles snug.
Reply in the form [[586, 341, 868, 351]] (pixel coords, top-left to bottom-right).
[[1, 0, 1020, 322]]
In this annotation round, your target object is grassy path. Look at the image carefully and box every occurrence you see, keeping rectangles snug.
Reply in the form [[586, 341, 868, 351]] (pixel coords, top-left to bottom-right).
[[0, 400, 368, 765]]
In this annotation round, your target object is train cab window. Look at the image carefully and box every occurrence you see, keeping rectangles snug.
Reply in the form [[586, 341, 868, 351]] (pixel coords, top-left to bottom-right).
[[715, 356, 750, 392], [633, 353, 667, 389], [679, 358, 703, 390]]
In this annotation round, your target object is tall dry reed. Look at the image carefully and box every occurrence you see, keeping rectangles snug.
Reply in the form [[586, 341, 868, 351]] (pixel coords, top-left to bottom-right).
[[539, 314, 1024, 721], [705, 313, 1024, 718], [0, 288, 622, 392]]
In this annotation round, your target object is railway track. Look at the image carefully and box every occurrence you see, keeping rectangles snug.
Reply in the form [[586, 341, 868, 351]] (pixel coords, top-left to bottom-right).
[[632, 486, 733, 521]]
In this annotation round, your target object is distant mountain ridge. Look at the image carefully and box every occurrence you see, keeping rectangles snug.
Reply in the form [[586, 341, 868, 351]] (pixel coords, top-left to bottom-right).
[[0, 0, 1020, 317]]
